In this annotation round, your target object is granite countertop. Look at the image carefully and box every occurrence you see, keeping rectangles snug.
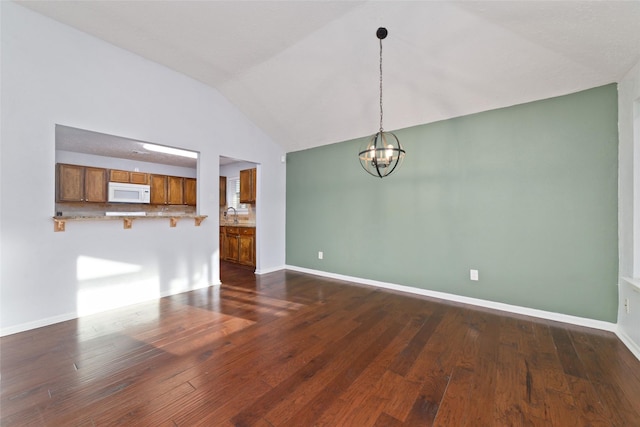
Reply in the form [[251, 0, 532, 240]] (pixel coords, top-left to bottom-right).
[[220, 222, 256, 228], [55, 212, 206, 220], [52, 212, 208, 232]]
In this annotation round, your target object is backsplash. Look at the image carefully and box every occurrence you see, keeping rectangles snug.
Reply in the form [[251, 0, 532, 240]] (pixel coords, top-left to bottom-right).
[[56, 202, 196, 217], [220, 204, 256, 226]]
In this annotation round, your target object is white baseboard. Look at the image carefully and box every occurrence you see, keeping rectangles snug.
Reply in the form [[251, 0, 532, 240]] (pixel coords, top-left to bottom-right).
[[1, 312, 78, 337], [1, 281, 221, 337], [285, 265, 617, 333], [616, 328, 640, 361], [255, 265, 286, 275]]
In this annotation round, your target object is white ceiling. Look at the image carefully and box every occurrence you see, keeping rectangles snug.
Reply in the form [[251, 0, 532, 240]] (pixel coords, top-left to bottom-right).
[[56, 125, 199, 168], [18, 1, 640, 154]]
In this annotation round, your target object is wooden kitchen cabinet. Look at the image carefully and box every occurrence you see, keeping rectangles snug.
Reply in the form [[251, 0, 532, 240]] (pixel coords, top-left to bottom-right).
[[184, 178, 197, 206], [219, 176, 227, 207], [220, 226, 225, 259], [59, 163, 195, 206], [239, 168, 256, 204], [109, 169, 129, 183], [223, 229, 239, 263], [130, 172, 150, 185], [57, 164, 84, 202], [57, 163, 107, 203], [150, 174, 167, 205], [85, 168, 108, 202], [221, 226, 255, 267], [167, 176, 184, 205], [109, 169, 150, 185], [238, 230, 255, 266], [150, 174, 188, 205]]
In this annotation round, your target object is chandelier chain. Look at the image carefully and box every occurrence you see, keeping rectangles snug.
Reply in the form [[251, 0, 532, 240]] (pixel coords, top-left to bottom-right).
[[379, 37, 384, 133]]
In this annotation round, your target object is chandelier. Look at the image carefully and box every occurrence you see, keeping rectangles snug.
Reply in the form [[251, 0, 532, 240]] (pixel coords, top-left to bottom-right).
[[358, 27, 405, 178]]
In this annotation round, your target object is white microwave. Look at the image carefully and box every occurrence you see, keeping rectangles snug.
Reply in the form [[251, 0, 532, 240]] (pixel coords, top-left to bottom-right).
[[108, 182, 151, 204]]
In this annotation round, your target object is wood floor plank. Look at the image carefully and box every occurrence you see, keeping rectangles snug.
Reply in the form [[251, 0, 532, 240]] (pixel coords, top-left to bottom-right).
[[517, 319, 553, 424], [311, 314, 428, 426], [529, 322, 573, 395], [332, 394, 387, 427], [460, 312, 501, 427], [376, 370, 422, 422], [432, 366, 474, 426], [565, 375, 612, 426], [405, 307, 469, 383], [570, 328, 640, 418], [233, 303, 394, 426], [1, 261, 639, 426], [494, 317, 535, 426], [402, 372, 450, 427], [283, 317, 407, 426], [389, 306, 446, 377], [401, 308, 479, 425], [544, 388, 581, 427], [550, 326, 588, 379], [374, 412, 404, 427]]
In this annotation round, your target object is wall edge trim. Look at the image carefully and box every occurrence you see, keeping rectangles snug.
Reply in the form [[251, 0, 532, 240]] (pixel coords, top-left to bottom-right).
[[1, 312, 78, 337], [285, 265, 617, 332], [615, 328, 640, 361], [255, 265, 287, 275], [0, 281, 220, 337]]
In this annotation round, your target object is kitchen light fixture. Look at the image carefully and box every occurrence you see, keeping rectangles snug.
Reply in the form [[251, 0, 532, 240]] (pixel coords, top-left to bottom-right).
[[142, 143, 197, 159], [358, 27, 405, 178]]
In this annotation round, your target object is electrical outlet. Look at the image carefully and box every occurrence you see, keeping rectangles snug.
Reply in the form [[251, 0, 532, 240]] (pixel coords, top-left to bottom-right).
[[318, 251, 323, 260], [470, 269, 479, 281], [625, 298, 630, 314]]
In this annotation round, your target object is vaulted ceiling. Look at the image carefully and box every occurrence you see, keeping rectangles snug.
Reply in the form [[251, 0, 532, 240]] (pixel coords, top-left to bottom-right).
[[17, 1, 640, 153]]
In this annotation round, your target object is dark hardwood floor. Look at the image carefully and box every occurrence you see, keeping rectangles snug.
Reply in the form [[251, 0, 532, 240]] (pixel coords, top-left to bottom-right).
[[2, 261, 640, 426]]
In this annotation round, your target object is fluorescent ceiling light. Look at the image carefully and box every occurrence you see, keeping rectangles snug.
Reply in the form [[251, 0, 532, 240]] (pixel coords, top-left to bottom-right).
[[142, 143, 198, 159]]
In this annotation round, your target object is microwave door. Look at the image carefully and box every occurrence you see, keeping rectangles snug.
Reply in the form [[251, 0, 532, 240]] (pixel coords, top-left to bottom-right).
[[113, 189, 140, 202]]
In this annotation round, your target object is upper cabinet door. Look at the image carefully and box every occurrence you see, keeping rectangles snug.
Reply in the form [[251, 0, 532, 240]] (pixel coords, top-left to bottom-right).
[[167, 176, 184, 205], [57, 163, 107, 203], [110, 169, 150, 185], [129, 172, 149, 185], [129, 172, 150, 185], [184, 178, 197, 206], [219, 176, 227, 207], [150, 174, 167, 205], [109, 169, 129, 183], [239, 168, 256, 204], [57, 164, 85, 202], [84, 167, 107, 202]]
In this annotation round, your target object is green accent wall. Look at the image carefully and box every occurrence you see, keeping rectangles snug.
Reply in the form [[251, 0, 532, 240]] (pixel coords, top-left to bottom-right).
[[286, 84, 619, 322]]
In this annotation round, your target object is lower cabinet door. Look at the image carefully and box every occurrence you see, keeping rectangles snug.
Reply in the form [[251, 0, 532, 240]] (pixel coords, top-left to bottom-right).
[[225, 235, 239, 262], [221, 227, 255, 267], [238, 235, 255, 266]]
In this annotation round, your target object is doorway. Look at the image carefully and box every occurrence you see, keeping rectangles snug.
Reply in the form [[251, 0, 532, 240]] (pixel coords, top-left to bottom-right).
[[219, 156, 259, 273]]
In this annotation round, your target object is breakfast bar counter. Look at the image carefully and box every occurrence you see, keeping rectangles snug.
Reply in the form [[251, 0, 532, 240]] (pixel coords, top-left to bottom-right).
[[52, 213, 208, 232]]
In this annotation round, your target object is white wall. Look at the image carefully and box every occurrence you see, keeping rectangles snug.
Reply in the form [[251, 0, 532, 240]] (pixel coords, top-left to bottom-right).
[[0, 3, 286, 335], [618, 58, 640, 357], [220, 161, 257, 179], [220, 160, 257, 213]]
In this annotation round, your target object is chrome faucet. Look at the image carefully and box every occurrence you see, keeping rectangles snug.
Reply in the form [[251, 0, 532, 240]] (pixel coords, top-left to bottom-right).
[[225, 206, 238, 224]]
